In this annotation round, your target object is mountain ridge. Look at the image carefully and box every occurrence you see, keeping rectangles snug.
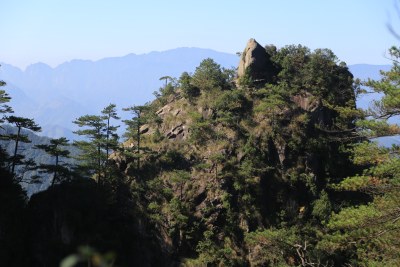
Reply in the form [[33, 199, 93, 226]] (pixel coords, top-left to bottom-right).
[[0, 48, 391, 140], [0, 47, 240, 139]]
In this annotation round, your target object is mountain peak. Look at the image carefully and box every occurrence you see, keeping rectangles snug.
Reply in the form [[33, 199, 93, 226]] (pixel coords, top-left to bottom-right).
[[238, 38, 277, 82]]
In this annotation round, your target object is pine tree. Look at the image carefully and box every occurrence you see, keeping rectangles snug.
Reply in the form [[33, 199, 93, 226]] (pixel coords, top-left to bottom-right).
[[191, 58, 228, 92], [0, 79, 13, 168], [35, 137, 72, 186], [73, 115, 107, 182], [101, 104, 120, 178], [0, 82, 13, 124], [5, 116, 41, 176], [123, 105, 150, 172], [179, 72, 199, 101], [73, 105, 120, 184], [159, 75, 174, 88], [320, 46, 400, 265]]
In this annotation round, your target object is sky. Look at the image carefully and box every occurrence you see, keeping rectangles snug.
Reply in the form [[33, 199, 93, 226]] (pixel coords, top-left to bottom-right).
[[1, 0, 399, 69]]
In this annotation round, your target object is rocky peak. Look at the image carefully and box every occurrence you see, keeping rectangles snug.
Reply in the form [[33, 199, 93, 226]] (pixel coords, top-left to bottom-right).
[[237, 38, 276, 83]]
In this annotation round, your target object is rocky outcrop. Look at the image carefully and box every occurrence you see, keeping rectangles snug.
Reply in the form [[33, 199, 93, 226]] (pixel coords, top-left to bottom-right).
[[140, 124, 150, 134], [237, 38, 276, 83], [166, 123, 187, 140], [198, 106, 214, 120], [292, 91, 320, 112], [111, 39, 357, 264], [153, 104, 188, 141], [156, 104, 174, 118]]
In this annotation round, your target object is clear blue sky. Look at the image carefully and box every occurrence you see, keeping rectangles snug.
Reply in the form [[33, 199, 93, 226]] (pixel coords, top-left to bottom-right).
[[1, 0, 399, 69]]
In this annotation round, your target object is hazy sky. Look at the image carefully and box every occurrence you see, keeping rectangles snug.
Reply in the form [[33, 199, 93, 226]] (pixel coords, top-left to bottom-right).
[[1, 0, 399, 69]]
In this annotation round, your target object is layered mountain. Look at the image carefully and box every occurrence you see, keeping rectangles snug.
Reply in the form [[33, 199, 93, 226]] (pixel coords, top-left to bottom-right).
[[0, 48, 391, 141], [2, 40, 397, 266], [0, 48, 239, 139]]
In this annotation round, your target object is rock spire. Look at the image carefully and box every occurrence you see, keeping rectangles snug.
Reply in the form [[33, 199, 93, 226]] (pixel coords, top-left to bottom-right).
[[237, 38, 276, 83]]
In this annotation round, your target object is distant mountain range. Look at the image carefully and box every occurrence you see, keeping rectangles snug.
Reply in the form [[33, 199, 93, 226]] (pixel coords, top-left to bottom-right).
[[0, 49, 395, 196], [0, 48, 239, 139], [0, 48, 392, 140]]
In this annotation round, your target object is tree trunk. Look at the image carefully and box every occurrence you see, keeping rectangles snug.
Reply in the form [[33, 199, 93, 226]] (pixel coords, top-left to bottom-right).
[[51, 154, 59, 187], [105, 116, 110, 179], [98, 128, 102, 185], [11, 126, 21, 175], [137, 112, 141, 171]]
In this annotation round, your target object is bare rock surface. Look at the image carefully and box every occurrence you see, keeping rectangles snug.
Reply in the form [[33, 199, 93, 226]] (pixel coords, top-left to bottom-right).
[[238, 38, 276, 82], [292, 91, 320, 112]]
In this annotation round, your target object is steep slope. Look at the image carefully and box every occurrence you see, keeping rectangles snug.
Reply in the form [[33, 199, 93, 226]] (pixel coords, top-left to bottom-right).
[[113, 40, 358, 265]]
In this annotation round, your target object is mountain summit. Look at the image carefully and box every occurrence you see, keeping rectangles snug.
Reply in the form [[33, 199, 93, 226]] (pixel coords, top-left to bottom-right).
[[238, 38, 277, 82], [105, 39, 358, 265]]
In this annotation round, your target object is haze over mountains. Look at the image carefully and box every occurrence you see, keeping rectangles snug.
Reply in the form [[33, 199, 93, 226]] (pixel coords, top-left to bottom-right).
[[0, 48, 239, 139], [0, 48, 391, 140]]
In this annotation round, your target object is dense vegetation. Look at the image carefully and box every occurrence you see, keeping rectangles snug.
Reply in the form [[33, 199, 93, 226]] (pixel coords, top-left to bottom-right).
[[1, 41, 399, 266]]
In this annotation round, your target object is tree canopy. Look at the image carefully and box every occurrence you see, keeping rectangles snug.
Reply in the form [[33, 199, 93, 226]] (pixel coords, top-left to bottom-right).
[[1, 42, 400, 266]]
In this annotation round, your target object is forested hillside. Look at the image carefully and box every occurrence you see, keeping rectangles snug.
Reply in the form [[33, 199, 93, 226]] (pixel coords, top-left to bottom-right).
[[0, 49, 389, 140], [1, 39, 399, 266]]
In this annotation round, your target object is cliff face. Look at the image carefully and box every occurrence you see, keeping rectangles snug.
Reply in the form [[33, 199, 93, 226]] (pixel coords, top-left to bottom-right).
[[114, 39, 357, 265], [237, 38, 278, 83]]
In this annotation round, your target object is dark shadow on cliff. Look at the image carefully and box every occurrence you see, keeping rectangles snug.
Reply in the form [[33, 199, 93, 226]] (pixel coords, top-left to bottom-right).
[[0, 168, 28, 267], [26, 178, 171, 267]]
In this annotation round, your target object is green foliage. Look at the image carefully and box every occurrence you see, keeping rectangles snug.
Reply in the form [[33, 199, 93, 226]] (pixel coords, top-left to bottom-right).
[[101, 104, 120, 178], [1, 42, 391, 266], [123, 105, 153, 173], [312, 190, 332, 221], [153, 76, 177, 105], [214, 89, 249, 113], [35, 137, 72, 186], [0, 76, 11, 109], [5, 115, 41, 176], [151, 127, 164, 143], [0, 83, 13, 123], [161, 83, 175, 97], [170, 169, 190, 186], [237, 67, 254, 87], [322, 46, 400, 265], [195, 229, 240, 266], [319, 196, 400, 265], [73, 114, 107, 179], [73, 105, 120, 182], [351, 141, 389, 165], [159, 75, 175, 88], [255, 84, 288, 118], [356, 119, 400, 137], [364, 47, 400, 120], [188, 111, 214, 145], [272, 45, 354, 104], [245, 228, 299, 266], [192, 58, 229, 92], [179, 71, 199, 100]]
